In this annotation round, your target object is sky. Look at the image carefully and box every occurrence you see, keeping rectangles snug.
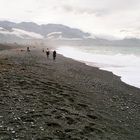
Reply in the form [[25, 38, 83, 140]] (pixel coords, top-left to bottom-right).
[[0, 0, 140, 39]]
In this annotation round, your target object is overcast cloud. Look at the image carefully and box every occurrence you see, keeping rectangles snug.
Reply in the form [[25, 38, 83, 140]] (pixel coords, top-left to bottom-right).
[[0, 0, 140, 39]]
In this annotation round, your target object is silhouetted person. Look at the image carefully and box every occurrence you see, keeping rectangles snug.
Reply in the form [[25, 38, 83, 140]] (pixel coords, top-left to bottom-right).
[[27, 47, 30, 52], [53, 50, 56, 60], [42, 48, 45, 52], [46, 48, 50, 58]]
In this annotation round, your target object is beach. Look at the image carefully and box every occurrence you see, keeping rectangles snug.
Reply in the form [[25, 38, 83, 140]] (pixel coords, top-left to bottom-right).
[[0, 45, 140, 140]]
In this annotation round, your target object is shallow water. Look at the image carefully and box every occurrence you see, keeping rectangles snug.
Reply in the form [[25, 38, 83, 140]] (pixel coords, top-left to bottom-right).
[[57, 45, 140, 88]]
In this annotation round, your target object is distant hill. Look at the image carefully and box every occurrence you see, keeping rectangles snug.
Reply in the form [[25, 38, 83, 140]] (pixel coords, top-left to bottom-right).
[[0, 21, 140, 46], [0, 21, 90, 39]]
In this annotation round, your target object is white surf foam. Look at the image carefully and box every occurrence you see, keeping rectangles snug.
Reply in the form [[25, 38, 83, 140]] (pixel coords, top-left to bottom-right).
[[57, 46, 140, 89]]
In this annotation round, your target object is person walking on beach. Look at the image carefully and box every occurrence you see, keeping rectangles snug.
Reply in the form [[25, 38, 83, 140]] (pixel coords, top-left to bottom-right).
[[46, 48, 50, 59], [42, 48, 45, 52], [27, 47, 30, 52], [53, 50, 56, 60]]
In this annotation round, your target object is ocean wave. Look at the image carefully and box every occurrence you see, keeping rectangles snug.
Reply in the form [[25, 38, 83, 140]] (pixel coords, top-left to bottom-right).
[[57, 46, 140, 88]]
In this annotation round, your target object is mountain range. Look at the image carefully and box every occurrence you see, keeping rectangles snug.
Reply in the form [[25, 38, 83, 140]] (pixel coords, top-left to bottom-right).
[[0, 21, 90, 40], [0, 20, 140, 46]]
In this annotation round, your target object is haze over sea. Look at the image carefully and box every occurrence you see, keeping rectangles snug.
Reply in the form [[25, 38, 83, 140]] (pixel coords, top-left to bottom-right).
[[58, 45, 140, 89]]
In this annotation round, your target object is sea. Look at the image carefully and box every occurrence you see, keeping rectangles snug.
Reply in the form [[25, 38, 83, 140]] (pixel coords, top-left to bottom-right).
[[57, 45, 140, 89]]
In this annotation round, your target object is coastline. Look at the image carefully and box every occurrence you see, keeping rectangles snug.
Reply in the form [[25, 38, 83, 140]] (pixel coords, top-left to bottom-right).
[[0, 46, 140, 139], [57, 46, 140, 89]]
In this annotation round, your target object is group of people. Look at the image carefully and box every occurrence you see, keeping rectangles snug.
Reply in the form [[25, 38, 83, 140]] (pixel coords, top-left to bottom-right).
[[26, 47, 57, 60], [43, 48, 57, 60]]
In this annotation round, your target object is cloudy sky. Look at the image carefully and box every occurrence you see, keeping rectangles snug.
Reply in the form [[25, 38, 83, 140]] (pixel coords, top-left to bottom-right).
[[0, 0, 140, 39]]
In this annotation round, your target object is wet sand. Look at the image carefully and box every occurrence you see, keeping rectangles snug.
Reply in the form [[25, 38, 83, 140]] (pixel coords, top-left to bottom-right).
[[0, 46, 140, 140]]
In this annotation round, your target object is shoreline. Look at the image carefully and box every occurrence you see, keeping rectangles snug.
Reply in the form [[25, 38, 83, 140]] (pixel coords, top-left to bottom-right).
[[57, 47, 140, 89], [0, 46, 140, 139], [60, 53, 140, 91]]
